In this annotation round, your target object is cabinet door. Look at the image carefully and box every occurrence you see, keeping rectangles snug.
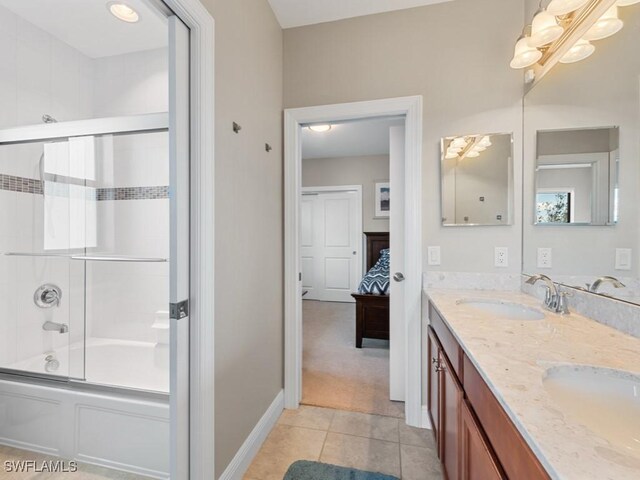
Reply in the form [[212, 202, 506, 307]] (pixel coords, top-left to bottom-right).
[[427, 327, 440, 452], [460, 400, 505, 480], [441, 350, 463, 480]]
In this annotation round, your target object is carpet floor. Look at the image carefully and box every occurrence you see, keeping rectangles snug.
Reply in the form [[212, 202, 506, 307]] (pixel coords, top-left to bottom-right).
[[302, 300, 404, 418]]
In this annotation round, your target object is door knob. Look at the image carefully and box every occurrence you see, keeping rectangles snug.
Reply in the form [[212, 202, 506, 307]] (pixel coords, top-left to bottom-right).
[[393, 272, 405, 282]]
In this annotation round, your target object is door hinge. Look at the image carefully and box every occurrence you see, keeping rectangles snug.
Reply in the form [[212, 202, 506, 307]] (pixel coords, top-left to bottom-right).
[[170, 299, 189, 320], [299, 272, 302, 281]]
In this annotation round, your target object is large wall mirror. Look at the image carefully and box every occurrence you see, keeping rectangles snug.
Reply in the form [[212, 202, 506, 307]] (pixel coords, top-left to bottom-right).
[[441, 133, 514, 226], [522, 6, 640, 304]]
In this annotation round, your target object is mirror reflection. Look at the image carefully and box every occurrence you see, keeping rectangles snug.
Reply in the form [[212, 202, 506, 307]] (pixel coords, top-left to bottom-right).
[[535, 127, 619, 226], [441, 133, 513, 226]]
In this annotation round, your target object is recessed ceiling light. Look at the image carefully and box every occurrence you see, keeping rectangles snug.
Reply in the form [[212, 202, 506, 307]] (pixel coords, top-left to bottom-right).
[[107, 2, 140, 23], [308, 125, 332, 133]]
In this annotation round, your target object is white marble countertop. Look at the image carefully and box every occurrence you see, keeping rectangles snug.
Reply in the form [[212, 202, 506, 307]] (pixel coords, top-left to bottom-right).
[[426, 288, 640, 480]]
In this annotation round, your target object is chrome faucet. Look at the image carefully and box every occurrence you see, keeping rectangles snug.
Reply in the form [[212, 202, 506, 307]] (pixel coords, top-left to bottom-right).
[[588, 276, 626, 293], [525, 274, 571, 314], [43, 321, 69, 334]]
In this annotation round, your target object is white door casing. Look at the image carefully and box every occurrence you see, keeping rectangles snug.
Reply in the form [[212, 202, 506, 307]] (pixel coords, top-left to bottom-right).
[[389, 126, 405, 402], [284, 96, 423, 427], [301, 187, 362, 303]]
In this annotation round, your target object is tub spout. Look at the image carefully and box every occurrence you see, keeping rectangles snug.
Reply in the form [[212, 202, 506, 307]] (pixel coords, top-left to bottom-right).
[[43, 321, 68, 334]]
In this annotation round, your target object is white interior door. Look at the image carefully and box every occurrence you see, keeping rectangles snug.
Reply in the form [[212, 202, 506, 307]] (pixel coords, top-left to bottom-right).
[[168, 15, 190, 480], [301, 188, 362, 303], [389, 126, 405, 402]]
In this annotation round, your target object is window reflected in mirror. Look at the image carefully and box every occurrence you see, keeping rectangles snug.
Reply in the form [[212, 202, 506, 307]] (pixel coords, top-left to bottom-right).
[[535, 127, 619, 226], [440, 133, 513, 227]]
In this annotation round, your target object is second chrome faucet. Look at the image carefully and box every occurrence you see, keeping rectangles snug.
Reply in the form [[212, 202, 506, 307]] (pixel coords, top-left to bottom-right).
[[525, 274, 571, 315]]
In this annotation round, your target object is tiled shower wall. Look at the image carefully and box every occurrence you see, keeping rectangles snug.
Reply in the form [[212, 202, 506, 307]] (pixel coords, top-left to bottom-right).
[[0, 4, 169, 370]]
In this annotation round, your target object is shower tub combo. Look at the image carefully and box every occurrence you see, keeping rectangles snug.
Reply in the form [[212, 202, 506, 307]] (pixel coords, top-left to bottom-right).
[[0, 114, 172, 478]]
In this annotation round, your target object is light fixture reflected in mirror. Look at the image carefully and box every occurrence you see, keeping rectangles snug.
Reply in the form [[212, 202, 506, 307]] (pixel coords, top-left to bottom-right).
[[583, 6, 624, 41], [559, 38, 596, 63], [530, 8, 564, 47]]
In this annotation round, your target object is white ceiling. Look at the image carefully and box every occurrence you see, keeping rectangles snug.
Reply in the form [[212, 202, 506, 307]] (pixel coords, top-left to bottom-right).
[[302, 117, 405, 160], [267, 0, 452, 29], [0, 0, 168, 58]]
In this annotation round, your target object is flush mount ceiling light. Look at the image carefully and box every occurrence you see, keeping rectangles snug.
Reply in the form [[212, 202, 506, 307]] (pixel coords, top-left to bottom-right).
[[547, 0, 590, 16], [478, 136, 493, 148], [583, 6, 624, 40], [308, 124, 332, 133], [559, 38, 596, 63], [466, 150, 481, 158], [530, 8, 565, 47], [107, 2, 140, 23], [510, 32, 543, 69]]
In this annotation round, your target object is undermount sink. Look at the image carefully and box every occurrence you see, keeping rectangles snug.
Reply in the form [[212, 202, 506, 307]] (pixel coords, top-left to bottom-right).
[[455, 298, 545, 320], [543, 365, 640, 457]]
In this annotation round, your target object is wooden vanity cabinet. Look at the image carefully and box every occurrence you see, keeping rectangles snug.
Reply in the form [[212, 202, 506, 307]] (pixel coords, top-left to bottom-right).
[[427, 302, 549, 480]]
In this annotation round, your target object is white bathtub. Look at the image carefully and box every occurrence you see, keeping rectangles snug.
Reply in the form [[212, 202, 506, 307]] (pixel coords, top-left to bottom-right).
[[0, 338, 170, 478], [9, 338, 169, 393]]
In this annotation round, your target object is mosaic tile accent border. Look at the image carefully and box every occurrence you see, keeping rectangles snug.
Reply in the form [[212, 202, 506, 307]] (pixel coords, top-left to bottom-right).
[[96, 186, 169, 201], [0, 173, 43, 195], [0, 174, 168, 200]]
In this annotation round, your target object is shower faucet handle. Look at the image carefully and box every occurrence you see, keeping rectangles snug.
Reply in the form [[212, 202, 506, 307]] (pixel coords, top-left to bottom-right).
[[34, 284, 62, 308]]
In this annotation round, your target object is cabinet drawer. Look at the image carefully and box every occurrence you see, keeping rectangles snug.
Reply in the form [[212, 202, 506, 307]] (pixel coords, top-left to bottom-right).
[[463, 356, 550, 480], [428, 302, 462, 378]]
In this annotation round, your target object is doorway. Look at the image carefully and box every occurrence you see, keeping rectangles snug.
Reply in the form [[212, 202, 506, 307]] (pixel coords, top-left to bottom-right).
[[284, 96, 424, 427]]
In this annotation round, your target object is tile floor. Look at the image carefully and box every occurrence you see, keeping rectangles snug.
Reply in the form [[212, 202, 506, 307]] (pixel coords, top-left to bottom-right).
[[0, 445, 151, 479], [244, 406, 443, 480]]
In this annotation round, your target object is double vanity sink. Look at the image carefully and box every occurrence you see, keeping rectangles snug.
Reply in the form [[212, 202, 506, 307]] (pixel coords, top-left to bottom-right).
[[427, 290, 640, 479]]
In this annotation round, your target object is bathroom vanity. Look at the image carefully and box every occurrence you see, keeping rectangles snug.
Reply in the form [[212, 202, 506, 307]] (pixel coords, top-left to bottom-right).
[[426, 290, 640, 480]]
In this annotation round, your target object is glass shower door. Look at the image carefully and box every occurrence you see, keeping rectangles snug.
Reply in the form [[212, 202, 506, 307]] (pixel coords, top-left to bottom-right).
[[0, 138, 89, 380]]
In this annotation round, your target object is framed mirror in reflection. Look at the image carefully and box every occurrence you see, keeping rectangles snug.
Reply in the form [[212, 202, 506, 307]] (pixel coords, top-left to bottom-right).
[[535, 127, 619, 226], [440, 133, 514, 227]]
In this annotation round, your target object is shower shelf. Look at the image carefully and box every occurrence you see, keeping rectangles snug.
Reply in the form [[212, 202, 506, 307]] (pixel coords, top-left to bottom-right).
[[3, 252, 167, 263]]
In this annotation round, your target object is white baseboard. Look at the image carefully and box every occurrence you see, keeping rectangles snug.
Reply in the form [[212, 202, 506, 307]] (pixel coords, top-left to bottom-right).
[[421, 405, 433, 430], [219, 389, 284, 480]]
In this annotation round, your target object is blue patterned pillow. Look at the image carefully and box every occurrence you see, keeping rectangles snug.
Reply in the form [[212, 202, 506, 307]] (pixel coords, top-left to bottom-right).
[[358, 249, 390, 295]]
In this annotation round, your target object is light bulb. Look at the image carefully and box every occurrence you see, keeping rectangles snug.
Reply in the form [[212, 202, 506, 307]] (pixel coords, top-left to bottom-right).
[[510, 35, 543, 69], [547, 0, 590, 16], [559, 38, 595, 63], [530, 9, 564, 47], [583, 6, 623, 41]]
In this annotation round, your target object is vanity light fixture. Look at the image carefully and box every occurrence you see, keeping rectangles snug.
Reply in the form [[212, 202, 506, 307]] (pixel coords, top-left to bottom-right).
[[530, 8, 565, 47], [583, 5, 624, 40], [510, 29, 543, 69], [512, 0, 637, 84], [107, 2, 140, 23], [547, 0, 590, 15], [308, 124, 332, 133]]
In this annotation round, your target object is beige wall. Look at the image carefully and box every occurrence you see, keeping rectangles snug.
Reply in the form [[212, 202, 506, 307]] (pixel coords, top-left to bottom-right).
[[302, 155, 390, 232], [199, 0, 284, 476], [284, 0, 525, 274]]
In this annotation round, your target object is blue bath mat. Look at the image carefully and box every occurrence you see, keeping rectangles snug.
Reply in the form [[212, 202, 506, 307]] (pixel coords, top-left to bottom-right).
[[283, 460, 399, 480]]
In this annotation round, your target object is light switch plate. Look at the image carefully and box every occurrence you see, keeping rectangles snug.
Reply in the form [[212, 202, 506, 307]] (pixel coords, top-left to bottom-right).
[[615, 248, 632, 271], [537, 248, 552, 269], [427, 246, 441, 266], [494, 247, 508, 268]]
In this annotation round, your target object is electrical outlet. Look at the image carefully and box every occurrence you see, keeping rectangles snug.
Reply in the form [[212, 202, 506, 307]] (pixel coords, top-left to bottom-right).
[[428, 246, 441, 266], [537, 248, 552, 269], [615, 248, 632, 270], [494, 247, 508, 268]]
